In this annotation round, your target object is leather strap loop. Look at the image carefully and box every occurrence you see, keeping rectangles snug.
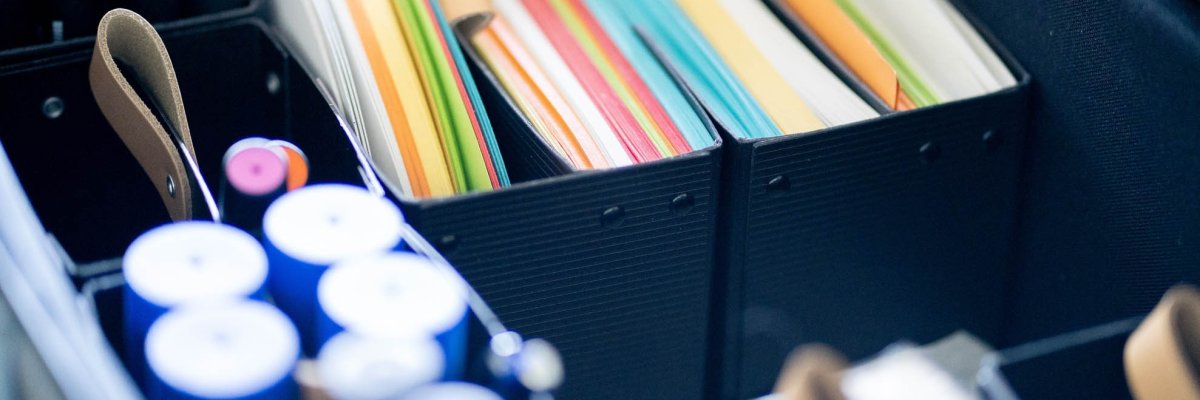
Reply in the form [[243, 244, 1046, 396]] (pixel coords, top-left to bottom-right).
[[89, 8, 194, 220], [775, 344, 848, 400], [1126, 284, 1200, 400]]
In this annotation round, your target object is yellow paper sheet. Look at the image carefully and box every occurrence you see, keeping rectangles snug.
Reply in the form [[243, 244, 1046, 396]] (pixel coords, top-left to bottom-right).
[[359, 0, 455, 196], [677, 0, 824, 134]]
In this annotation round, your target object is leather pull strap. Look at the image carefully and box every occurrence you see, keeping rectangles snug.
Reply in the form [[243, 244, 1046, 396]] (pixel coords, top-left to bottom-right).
[[89, 8, 194, 220], [1125, 284, 1200, 400], [774, 345, 848, 400]]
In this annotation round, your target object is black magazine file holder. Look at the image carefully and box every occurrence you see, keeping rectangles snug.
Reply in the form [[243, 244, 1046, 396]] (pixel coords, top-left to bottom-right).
[[298, 34, 724, 400], [713, 2, 1032, 398], [0, 18, 370, 273]]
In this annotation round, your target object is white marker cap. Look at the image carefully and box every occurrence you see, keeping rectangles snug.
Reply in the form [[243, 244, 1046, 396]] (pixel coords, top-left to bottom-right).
[[124, 222, 267, 307], [319, 252, 468, 338], [263, 184, 404, 266], [403, 382, 503, 400], [146, 301, 299, 398], [317, 333, 444, 400]]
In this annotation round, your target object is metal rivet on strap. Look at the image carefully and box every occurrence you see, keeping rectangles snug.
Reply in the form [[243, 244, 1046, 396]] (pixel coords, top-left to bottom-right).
[[166, 175, 176, 198], [42, 97, 64, 119]]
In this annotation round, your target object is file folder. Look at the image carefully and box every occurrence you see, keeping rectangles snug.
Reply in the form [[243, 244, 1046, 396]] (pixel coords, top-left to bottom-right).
[[712, 2, 1032, 397]]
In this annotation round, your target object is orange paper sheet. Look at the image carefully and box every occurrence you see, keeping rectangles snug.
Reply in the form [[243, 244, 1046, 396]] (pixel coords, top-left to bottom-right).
[[473, 19, 599, 169], [347, 0, 430, 197], [782, 0, 908, 110]]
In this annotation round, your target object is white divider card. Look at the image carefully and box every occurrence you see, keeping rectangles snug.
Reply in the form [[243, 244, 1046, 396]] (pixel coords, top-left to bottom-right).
[[317, 332, 444, 400], [317, 252, 469, 379], [122, 222, 268, 388], [145, 300, 299, 400], [262, 184, 405, 355], [402, 382, 504, 400]]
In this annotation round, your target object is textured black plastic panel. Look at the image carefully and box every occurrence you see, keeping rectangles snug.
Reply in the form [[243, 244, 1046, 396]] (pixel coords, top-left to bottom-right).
[[979, 318, 1139, 400], [0, 0, 261, 65], [407, 148, 719, 400], [711, 3, 1034, 397], [955, 0, 1200, 345], [734, 87, 1028, 397]]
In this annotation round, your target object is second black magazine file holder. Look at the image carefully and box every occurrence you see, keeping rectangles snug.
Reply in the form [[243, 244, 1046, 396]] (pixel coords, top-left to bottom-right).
[[268, 28, 725, 400], [706, 2, 1033, 398]]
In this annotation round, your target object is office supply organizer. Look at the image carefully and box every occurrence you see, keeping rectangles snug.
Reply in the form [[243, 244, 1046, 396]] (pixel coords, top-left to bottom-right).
[[6, 0, 1200, 399], [0, 15, 541, 398]]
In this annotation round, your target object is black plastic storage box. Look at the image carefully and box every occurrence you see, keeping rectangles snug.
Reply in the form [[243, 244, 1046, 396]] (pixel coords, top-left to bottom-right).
[[0, 14, 523, 397], [368, 43, 725, 400], [715, 2, 1031, 397], [0, 19, 369, 270]]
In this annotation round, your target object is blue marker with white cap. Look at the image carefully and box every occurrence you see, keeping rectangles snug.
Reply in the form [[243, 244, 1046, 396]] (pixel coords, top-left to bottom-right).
[[123, 222, 268, 388], [317, 332, 444, 399], [261, 184, 405, 355], [316, 252, 470, 379], [403, 382, 504, 400], [144, 300, 299, 400]]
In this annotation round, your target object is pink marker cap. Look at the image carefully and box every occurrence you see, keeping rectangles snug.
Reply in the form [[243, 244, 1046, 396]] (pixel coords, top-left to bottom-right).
[[225, 147, 287, 196]]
